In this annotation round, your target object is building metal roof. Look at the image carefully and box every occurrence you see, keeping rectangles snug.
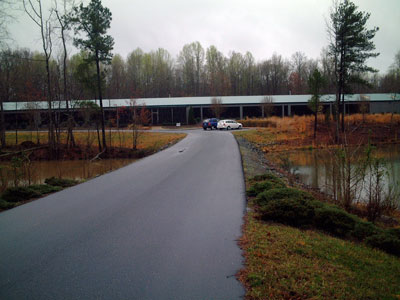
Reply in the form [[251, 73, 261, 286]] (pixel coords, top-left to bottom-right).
[[3, 93, 399, 111]]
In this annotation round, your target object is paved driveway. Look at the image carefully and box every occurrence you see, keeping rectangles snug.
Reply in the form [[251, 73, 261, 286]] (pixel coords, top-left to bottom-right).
[[0, 129, 245, 299]]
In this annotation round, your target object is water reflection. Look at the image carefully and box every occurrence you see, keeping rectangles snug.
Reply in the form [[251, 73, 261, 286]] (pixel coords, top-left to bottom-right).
[[1, 159, 136, 188], [267, 144, 400, 194]]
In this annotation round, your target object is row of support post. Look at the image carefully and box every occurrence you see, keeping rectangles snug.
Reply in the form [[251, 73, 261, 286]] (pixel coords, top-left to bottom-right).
[[165, 103, 346, 125]]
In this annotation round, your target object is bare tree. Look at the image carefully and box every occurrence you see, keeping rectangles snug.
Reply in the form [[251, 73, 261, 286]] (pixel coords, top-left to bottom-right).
[[23, 0, 56, 156], [211, 97, 225, 119], [260, 96, 274, 118], [0, 0, 16, 48], [53, 0, 76, 148]]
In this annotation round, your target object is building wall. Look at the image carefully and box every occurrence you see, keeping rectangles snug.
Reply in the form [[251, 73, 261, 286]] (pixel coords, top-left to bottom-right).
[[370, 102, 400, 114]]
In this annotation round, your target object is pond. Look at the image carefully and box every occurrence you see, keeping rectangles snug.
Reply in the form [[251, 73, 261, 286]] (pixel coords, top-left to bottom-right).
[[267, 144, 400, 201], [0, 158, 136, 189]]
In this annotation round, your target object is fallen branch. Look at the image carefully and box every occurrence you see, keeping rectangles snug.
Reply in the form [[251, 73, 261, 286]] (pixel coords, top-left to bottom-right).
[[90, 148, 106, 162], [0, 146, 49, 158]]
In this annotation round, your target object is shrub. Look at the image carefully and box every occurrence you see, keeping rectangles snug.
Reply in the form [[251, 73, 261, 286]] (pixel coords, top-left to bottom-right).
[[260, 197, 319, 227], [256, 187, 318, 208], [314, 206, 358, 237], [45, 177, 78, 188], [351, 221, 382, 240], [366, 233, 400, 256], [250, 173, 284, 183], [2, 186, 41, 203], [29, 184, 62, 194], [0, 199, 15, 209], [246, 179, 286, 197]]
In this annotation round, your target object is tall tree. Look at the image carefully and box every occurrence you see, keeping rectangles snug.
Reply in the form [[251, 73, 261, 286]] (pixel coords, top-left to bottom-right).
[[328, 0, 379, 139], [290, 51, 307, 94], [205, 45, 227, 96], [54, 0, 76, 148], [69, 0, 114, 151], [23, 0, 56, 155]]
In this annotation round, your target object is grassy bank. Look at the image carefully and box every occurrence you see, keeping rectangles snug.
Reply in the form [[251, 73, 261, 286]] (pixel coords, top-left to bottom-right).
[[239, 211, 400, 299], [234, 134, 400, 299]]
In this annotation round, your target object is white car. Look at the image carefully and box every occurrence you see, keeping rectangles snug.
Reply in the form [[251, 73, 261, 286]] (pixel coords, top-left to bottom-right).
[[217, 119, 243, 130]]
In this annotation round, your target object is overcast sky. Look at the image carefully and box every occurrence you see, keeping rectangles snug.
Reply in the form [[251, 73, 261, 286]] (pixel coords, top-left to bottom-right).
[[8, 0, 400, 73]]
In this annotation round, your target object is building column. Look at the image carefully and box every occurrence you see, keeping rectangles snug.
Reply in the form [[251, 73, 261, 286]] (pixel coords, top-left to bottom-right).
[[240, 106, 243, 120], [261, 105, 265, 118], [281, 105, 284, 117], [330, 103, 332, 116], [288, 104, 291, 116], [200, 106, 203, 121], [157, 108, 159, 124], [171, 107, 174, 124], [186, 107, 189, 125]]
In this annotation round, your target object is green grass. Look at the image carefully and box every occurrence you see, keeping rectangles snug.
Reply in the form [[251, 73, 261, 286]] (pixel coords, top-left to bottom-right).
[[235, 134, 400, 299], [240, 209, 400, 300]]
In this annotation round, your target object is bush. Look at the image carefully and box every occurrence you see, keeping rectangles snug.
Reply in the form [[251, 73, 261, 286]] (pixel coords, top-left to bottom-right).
[[246, 180, 286, 197], [45, 177, 77, 188], [256, 187, 318, 208], [250, 173, 284, 183], [29, 184, 62, 194], [314, 206, 358, 237], [351, 221, 382, 240], [0, 199, 15, 209], [1, 184, 64, 203], [260, 197, 319, 227], [366, 233, 400, 256], [2, 186, 41, 203]]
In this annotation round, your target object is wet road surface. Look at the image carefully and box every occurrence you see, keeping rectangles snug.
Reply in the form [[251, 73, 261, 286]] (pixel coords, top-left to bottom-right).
[[0, 129, 245, 299]]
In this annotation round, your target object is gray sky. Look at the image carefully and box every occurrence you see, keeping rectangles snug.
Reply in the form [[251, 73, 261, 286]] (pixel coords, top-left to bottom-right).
[[8, 0, 400, 73]]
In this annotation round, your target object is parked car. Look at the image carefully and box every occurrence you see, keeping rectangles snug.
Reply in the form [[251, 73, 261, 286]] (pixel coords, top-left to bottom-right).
[[217, 119, 243, 130], [202, 118, 219, 130]]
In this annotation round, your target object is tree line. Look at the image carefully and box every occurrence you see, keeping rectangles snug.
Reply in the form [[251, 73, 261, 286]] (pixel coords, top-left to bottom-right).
[[1, 44, 399, 103], [0, 0, 399, 154]]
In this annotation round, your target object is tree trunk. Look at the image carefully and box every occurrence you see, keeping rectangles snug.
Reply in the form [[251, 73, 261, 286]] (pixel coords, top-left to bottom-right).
[[96, 121, 101, 153], [57, 10, 75, 148], [45, 57, 55, 157], [0, 100, 5, 148], [95, 53, 107, 151], [314, 112, 317, 140]]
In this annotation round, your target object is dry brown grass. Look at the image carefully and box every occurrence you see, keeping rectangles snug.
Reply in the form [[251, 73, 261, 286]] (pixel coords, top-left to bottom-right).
[[236, 113, 400, 152], [5, 131, 186, 152]]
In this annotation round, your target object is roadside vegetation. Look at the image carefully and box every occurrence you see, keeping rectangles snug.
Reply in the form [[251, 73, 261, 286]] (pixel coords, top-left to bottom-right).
[[0, 177, 78, 210], [238, 113, 400, 152], [235, 135, 400, 299]]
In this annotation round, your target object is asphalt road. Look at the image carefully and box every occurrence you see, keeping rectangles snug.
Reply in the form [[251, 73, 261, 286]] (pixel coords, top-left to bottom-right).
[[0, 129, 246, 299]]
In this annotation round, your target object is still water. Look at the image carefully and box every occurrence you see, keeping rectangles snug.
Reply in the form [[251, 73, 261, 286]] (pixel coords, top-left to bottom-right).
[[1, 159, 136, 187], [267, 144, 400, 194]]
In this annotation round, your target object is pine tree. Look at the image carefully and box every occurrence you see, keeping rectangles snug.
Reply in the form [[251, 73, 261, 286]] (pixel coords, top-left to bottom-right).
[[328, 0, 379, 139], [69, 0, 114, 151]]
